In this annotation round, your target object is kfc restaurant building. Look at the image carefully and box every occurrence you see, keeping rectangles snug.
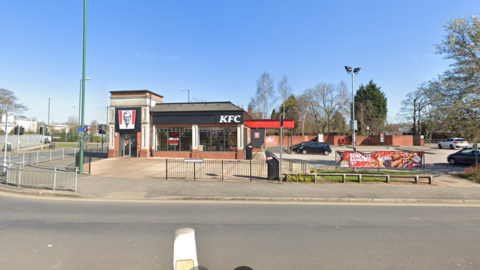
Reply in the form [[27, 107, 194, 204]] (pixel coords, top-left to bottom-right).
[[108, 90, 293, 159]]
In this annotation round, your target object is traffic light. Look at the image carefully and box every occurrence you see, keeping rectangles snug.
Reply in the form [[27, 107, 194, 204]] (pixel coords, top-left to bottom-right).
[[20, 126, 25, 135], [14, 125, 19, 135], [39, 126, 44, 134], [98, 125, 103, 134]]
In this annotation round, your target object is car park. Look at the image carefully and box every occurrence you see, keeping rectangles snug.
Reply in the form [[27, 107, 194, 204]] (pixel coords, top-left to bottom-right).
[[298, 142, 332, 155], [438, 138, 469, 149], [447, 148, 480, 165]]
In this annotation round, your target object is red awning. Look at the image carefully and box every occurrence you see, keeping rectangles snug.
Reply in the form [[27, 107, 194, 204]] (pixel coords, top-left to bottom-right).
[[244, 120, 294, 129]]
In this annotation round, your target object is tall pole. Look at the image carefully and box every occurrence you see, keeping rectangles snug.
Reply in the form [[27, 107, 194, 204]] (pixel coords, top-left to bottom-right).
[[79, 0, 87, 174], [188, 90, 190, 103], [48, 98, 51, 135], [352, 72, 356, 152], [3, 111, 8, 172], [79, 80, 82, 126]]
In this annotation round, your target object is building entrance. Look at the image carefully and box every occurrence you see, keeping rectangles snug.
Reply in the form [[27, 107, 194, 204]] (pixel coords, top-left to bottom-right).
[[120, 134, 137, 157]]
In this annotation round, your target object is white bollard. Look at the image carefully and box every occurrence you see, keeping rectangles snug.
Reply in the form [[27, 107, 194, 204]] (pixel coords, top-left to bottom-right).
[[173, 227, 198, 270]]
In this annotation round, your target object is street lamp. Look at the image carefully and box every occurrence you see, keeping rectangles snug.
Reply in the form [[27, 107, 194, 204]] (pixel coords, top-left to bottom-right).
[[48, 97, 52, 128], [345, 66, 361, 151], [79, 0, 87, 174], [180, 89, 190, 103], [79, 78, 90, 126]]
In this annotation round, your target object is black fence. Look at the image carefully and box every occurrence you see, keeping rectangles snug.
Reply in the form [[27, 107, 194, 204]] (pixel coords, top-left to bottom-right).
[[164, 159, 268, 181]]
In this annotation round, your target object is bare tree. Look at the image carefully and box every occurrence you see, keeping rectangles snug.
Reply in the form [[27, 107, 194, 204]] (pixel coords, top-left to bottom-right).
[[278, 75, 292, 117], [248, 72, 277, 119], [294, 92, 310, 136], [0, 88, 28, 120], [307, 83, 343, 133]]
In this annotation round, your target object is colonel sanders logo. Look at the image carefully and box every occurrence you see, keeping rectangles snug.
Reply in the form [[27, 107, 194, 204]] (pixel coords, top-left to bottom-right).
[[118, 110, 136, 129]]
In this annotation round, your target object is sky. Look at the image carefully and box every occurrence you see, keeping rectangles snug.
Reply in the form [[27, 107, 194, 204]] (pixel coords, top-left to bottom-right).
[[1, 0, 479, 126]]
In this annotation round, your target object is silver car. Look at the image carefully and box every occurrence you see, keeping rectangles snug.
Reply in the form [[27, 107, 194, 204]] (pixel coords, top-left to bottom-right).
[[438, 138, 469, 149]]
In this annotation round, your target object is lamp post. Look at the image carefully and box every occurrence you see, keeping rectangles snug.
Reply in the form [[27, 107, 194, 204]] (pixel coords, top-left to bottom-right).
[[48, 97, 52, 128], [79, 78, 90, 126], [344, 66, 361, 152], [180, 89, 190, 103], [79, 0, 87, 174]]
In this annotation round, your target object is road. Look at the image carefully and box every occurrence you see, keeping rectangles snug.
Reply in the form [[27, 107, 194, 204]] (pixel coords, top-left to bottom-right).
[[1, 196, 480, 269]]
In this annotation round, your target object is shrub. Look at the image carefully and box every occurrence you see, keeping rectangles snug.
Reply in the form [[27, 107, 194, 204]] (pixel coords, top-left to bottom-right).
[[462, 166, 480, 182], [285, 174, 314, 182]]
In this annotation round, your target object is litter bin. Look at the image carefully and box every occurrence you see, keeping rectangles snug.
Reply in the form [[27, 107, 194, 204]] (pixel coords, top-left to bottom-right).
[[2, 143, 12, 152], [265, 151, 279, 180], [245, 143, 253, 160]]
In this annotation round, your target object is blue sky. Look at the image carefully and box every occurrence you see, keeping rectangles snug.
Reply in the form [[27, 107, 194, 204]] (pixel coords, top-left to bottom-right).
[[1, 0, 478, 125]]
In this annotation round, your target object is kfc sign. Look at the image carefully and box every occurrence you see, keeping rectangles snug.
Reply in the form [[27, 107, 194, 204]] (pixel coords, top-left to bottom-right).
[[118, 110, 136, 129], [218, 115, 242, 124]]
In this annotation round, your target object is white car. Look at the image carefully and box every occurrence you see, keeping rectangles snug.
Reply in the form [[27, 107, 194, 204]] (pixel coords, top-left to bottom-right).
[[438, 138, 469, 149]]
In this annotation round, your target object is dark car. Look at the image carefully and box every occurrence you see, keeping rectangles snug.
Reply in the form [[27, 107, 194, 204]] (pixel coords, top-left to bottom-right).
[[292, 141, 314, 152], [447, 148, 480, 165], [298, 142, 332, 155]]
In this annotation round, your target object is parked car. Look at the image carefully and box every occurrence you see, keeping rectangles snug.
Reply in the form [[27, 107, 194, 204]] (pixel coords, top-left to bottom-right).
[[438, 138, 469, 149], [447, 148, 480, 165], [298, 142, 332, 155], [292, 141, 314, 153]]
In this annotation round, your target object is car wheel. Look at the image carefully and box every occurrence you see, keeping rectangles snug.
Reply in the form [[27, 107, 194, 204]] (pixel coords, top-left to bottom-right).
[[438, 144, 442, 149], [450, 144, 454, 149], [448, 158, 457, 165], [302, 149, 307, 154], [323, 150, 330, 156]]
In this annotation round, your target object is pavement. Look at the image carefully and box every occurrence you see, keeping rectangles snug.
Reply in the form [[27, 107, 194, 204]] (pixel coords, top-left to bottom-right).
[[1, 146, 480, 205]]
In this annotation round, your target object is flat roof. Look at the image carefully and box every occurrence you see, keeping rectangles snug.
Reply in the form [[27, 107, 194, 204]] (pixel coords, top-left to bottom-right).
[[152, 102, 245, 112], [110, 90, 164, 98]]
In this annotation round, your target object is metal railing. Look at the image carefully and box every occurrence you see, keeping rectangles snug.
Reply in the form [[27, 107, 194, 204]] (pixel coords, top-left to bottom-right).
[[1, 148, 77, 168], [0, 165, 77, 191], [163, 159, 268, 181]]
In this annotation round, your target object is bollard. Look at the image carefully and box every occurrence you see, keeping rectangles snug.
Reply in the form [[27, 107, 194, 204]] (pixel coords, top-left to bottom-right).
[[429, 175, 433, 185], [18, 166, 22, 187], [53, 167, 57, 191], [415, 175, 419, 184], [221, 160, 224, 181], [37, 151, 39, 164], [314, 173, 317, 183], [62, 148, 65, 159], [75, 167, 78, 191], [173, 228, 198, 270], [358, 174, 362, 183], [49, 149, 52, 162], [342, 174, 346, 183], [386, 175, 390, 183]]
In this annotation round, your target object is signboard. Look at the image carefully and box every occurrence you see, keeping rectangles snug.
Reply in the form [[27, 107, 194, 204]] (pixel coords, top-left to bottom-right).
[[118, 110, 136, 129], [336, 151, 424, 168], [254, 132, 260, 139], [77, 127, 86, 132], [115, 108, 141, 134], [185, 158, 204, 163], [380, 133, 385, 143], [169, 132, 180, 145], [217, 114, 243, 124]]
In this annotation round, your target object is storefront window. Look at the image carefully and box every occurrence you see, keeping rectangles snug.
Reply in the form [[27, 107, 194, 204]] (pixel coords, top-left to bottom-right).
[[156, 127, 192, 151], [199, 127, 237, 151]]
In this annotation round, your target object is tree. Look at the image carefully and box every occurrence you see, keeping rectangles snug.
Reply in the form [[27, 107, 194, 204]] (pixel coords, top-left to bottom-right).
[[294, 92, 311, 136], [307, 82, 347, 134], [278, 75, 292, 117], [331, 111, 347, 133], [398, 84, 430, 135], [354, 80, 387, 134], [0, 88, 28, 120], [248, 72, 277, 119], [435, 16, 480, 165]]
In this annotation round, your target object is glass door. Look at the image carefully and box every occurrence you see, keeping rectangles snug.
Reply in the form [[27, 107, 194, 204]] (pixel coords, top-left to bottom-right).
[[120, 134, 137, 157]]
